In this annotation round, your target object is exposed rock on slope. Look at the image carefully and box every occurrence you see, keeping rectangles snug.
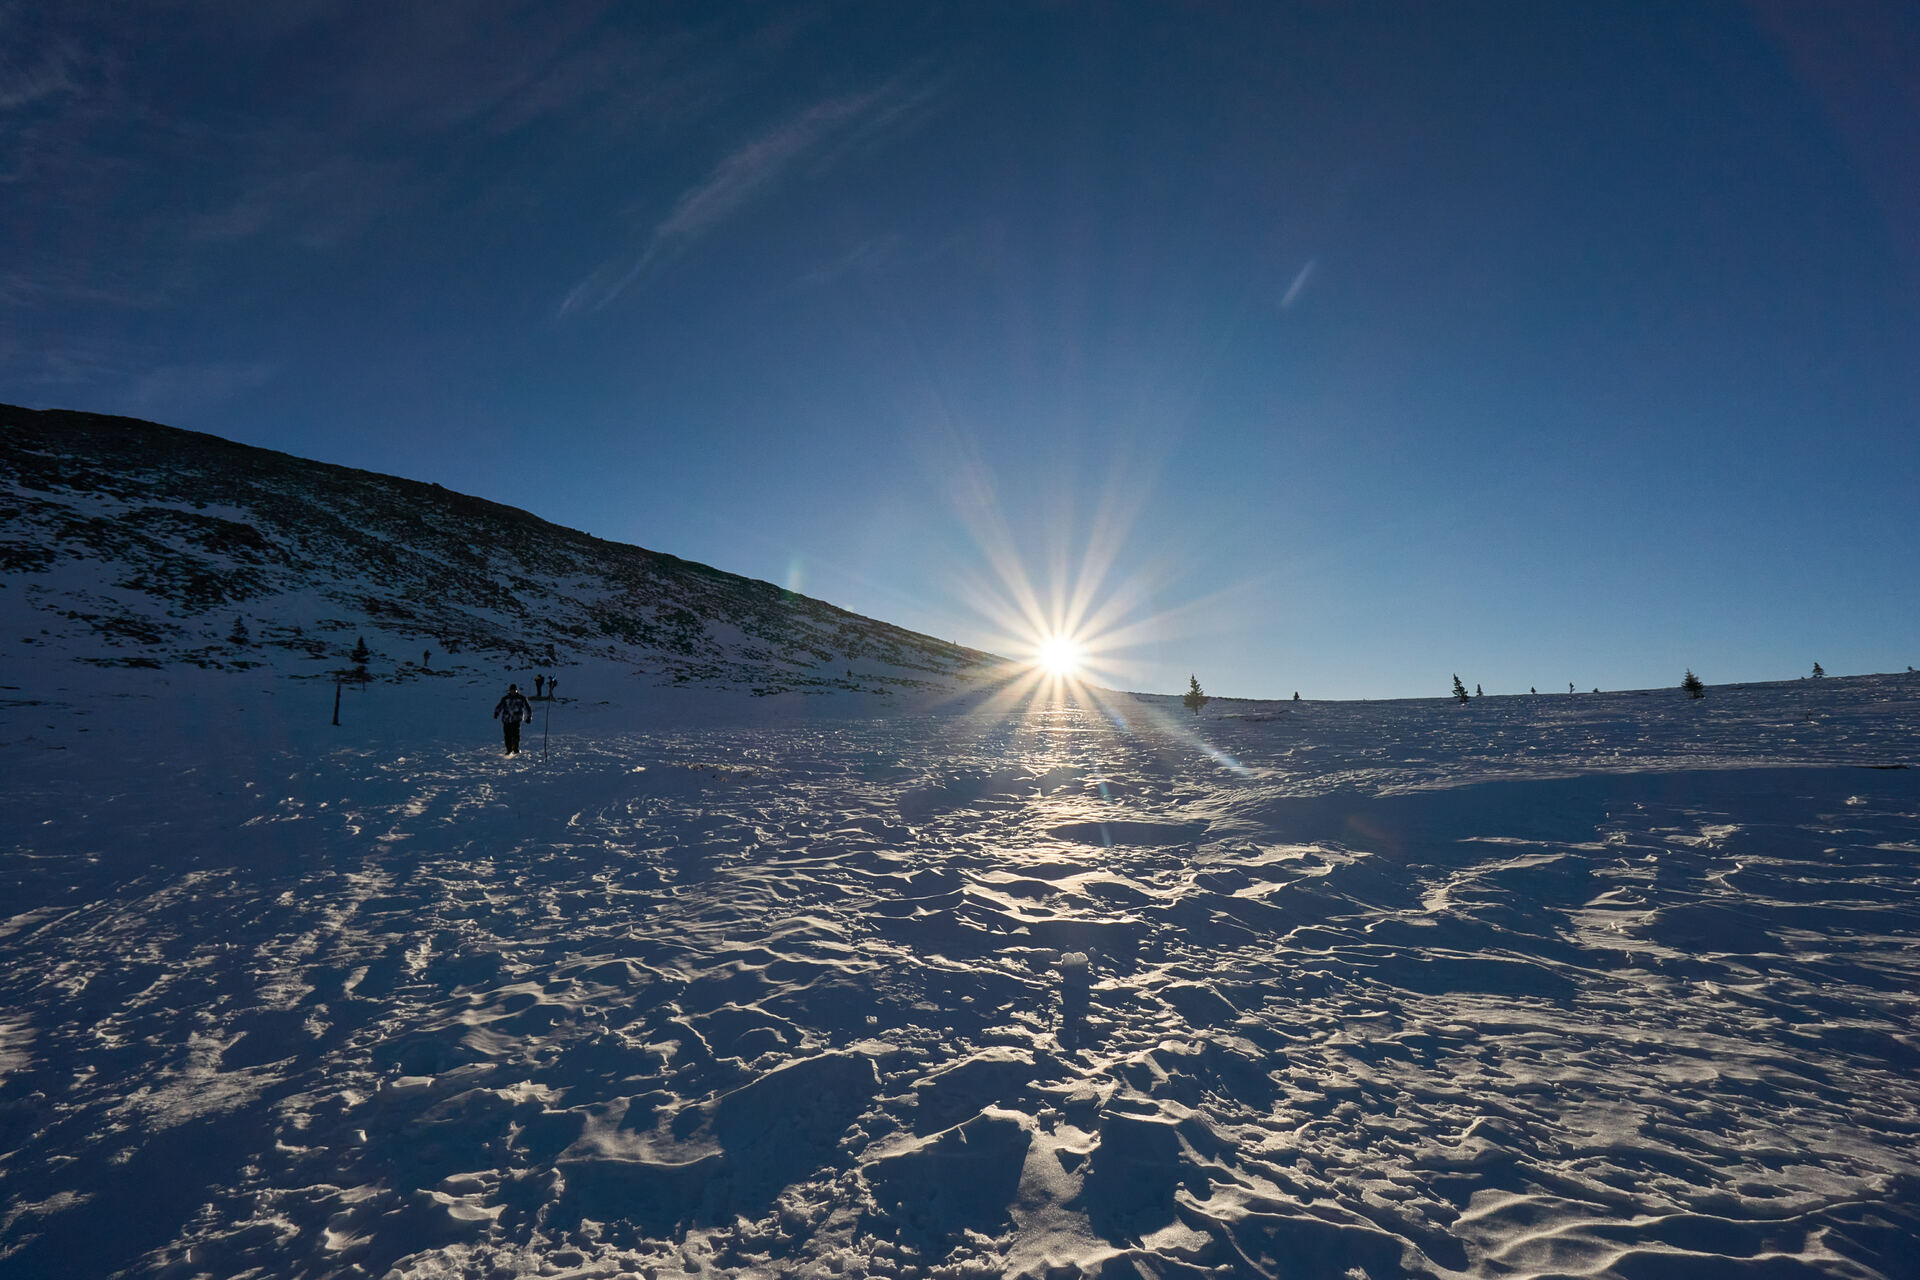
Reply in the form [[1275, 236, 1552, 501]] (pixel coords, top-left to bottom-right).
[[0, 404, 1000, 693]]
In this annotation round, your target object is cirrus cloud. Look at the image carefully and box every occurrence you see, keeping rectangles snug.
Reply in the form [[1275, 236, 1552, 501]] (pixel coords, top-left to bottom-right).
[[560, 74, 943, 317]]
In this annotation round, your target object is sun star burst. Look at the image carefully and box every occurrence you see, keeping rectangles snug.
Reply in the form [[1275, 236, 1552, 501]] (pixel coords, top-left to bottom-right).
[[1036, 634, 1084, 679]]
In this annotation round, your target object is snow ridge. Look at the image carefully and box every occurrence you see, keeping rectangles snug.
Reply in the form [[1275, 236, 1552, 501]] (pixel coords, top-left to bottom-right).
[[1, 404, 998, 694]]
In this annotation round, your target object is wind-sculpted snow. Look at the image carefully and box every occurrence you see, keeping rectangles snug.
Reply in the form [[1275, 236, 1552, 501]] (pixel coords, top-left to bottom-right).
[[3, 678, 1919, 1278]]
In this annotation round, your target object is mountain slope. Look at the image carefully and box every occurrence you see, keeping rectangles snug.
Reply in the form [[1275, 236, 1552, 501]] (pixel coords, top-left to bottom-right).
[[0, 404, 1000, 694]]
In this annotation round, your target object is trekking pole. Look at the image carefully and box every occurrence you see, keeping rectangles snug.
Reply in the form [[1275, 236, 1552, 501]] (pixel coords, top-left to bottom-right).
[[332, 678, 341, 726], [543, 697, 551, 763]]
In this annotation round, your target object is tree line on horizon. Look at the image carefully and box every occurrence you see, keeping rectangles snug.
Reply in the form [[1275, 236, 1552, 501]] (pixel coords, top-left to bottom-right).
[[1177, 659, 1882, 709], [1446, 661, 1842, 703]]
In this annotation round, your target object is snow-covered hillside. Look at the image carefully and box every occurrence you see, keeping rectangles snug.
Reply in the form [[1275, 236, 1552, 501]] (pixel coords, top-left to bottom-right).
[[1, 404, 1000, 696], [4, 658, 1918, 1279]]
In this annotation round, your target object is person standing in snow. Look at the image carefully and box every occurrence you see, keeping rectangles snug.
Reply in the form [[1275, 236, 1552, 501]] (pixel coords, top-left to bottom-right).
[[493, 683, 532, 755], [534, 674, 545, 698]]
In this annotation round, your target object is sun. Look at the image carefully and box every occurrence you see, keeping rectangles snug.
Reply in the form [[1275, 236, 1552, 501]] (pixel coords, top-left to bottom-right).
[[1035, 634, 1084, 679]]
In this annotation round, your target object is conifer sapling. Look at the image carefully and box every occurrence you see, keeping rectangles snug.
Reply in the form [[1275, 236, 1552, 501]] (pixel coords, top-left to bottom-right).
[[1183, 675, 1209, 716]]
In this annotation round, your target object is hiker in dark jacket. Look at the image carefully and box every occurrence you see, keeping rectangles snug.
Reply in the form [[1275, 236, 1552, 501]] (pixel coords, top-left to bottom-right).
[[493, 684, 532, 755]]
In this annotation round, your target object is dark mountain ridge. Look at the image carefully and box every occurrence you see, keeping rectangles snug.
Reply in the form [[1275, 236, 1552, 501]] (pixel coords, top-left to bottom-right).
[[0, 404, 1001, 693]]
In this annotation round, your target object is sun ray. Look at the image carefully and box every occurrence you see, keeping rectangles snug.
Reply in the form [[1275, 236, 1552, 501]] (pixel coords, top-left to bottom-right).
[[919, 427, 1264, 727]]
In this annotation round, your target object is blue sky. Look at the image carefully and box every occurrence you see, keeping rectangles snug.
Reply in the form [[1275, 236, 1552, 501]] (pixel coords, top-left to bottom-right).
[[6, 2, 1917, 699]]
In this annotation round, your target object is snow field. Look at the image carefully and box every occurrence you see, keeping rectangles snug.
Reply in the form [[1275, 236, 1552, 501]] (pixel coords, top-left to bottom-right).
[[2, 672, 1918, 1278]]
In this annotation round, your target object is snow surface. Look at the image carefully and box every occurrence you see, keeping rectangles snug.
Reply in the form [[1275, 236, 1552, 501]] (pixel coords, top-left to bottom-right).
[[4, 662, 1919, 1279]]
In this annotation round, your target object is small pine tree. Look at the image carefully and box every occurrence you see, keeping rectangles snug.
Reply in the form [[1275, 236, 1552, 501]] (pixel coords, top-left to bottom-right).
[[1182, 675, 1209, 716], [1682, 669, 1705, 698], [1292, 691, 1300, 701], [228, 616, 249, 645], [1452, 675, 1469, 703], [1811, 661, 1825, 678]]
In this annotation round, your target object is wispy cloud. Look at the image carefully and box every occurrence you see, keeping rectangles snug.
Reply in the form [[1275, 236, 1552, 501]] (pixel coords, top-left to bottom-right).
[[1281, 257, 1317, 308], [561, 75, 942, 316], [189, 153, 406, 250], [0, 320, 273, 422], [0, 333, 139, 390], [120, 360, 277, 421], [0, 260, 158, 311], [1, 3, 716, 310], [794, 233, 906, 291], [0, 37, 81, 111]]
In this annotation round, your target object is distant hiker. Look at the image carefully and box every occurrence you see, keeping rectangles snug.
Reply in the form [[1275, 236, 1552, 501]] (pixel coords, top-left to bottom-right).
[[547, 676, 558, 700], [493, 683, 532, 755], [422, 649, 430, 669], [535, 674, 545, 698]]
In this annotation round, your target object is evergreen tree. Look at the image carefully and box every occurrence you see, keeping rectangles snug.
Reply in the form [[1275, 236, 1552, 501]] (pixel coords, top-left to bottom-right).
[[1292, 691, 1300, 701], [1182, 675, 1209, 716], [1682, 669, 1705, 698], [1811, 661, 1826, 678], [1452, 675, 1469, 703], [228, 616, 249, 645]]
